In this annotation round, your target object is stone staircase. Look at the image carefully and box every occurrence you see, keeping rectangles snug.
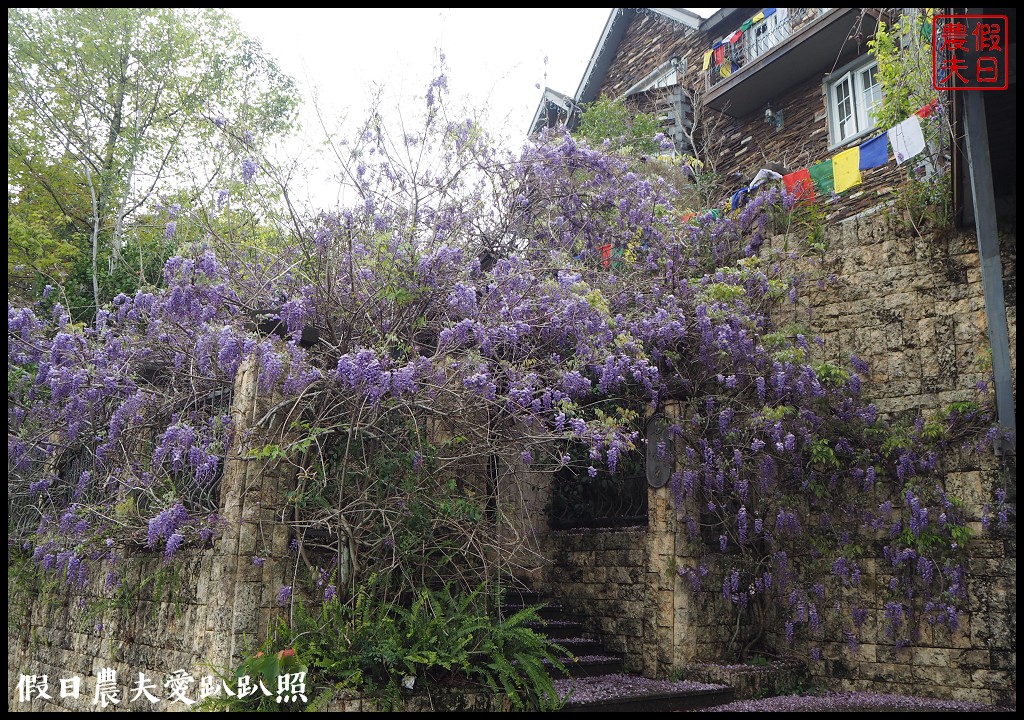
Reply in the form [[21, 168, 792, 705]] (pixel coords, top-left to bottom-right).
[[503, 588, 736, 712]]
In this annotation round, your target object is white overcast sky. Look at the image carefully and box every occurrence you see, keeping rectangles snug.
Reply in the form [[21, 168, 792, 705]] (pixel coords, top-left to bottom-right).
[[229, 8, 718, 209]]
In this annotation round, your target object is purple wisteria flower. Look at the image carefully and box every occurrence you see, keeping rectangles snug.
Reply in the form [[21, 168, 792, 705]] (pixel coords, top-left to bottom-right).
[[165, 532, 184, 559], [241, 157, 257, 183]]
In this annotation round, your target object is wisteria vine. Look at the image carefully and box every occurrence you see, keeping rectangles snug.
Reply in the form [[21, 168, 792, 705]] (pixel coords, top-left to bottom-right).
[[8, 71, 1010, 664]]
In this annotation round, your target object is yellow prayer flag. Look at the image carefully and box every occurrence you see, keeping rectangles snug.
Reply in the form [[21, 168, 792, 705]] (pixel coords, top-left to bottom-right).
[[832, 146, 862, 193], [703, 50, 712, 71], [752, 11, 765, 23], [720, 62, 732, 79]]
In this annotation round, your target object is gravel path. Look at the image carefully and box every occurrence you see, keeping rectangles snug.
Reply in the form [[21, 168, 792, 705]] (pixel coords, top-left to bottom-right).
[[700, 691, 1015, 712]]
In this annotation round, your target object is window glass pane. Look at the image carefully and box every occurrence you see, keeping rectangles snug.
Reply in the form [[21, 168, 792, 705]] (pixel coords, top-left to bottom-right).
[[834, 76, 855, 141], [859, 65, 882, 127]]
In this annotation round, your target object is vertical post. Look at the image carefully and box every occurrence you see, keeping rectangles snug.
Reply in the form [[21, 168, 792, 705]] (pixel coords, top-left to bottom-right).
[[962, 90, 1016, 454]]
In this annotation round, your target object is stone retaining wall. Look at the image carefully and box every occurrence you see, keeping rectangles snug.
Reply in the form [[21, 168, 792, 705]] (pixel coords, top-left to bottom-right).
[[8, 357, 297, 712], [540, 212, 1015, 706]]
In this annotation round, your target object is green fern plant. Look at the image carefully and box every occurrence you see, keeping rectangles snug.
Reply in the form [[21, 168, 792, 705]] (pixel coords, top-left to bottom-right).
[[274, 577, 569, 711], [472, 604, 569, 711]]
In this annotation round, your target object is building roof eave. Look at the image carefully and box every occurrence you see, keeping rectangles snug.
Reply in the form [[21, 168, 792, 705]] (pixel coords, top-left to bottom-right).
[[575, 7, 702, 106]]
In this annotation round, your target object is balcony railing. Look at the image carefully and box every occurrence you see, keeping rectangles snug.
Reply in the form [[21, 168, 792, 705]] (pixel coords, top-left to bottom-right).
[[705, 8, 829, 93]]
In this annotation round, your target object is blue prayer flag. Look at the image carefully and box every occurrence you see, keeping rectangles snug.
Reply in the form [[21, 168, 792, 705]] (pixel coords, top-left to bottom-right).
[[731, 187, 749, 211], [858, 133, 889, 170]]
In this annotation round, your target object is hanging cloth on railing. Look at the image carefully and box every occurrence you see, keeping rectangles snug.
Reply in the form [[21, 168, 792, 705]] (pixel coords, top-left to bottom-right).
[[703, 50, 713, 71], [916, 98, 940, 118], [731, 187, 750, 211], [749, 168, 783, 190]]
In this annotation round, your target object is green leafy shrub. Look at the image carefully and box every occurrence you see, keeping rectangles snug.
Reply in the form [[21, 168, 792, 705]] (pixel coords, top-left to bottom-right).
[[199, 644, 309, 712], [282, 577, 567, 711], [578, 96, 663, 157]]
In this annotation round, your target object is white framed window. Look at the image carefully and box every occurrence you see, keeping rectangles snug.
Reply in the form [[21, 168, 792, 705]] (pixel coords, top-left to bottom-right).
[[826, 56, 882, 146]]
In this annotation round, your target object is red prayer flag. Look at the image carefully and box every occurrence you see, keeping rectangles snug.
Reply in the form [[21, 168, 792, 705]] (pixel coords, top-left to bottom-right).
[[598, 243, 612, 268], [783, 168, 816, 203], [916, 99, 940, 118]]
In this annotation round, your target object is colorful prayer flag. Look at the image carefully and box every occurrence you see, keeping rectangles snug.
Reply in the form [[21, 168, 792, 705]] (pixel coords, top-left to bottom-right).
[[809, 160, 835, 195], [888, 115, 926, 165], [731, 187, 749, 211], [916, 98, 940, 118], [858, 133, 889, 170], [752, 11, 765, 23], [783, 168, 815, 202], [730, 30, 743, 43], [740, 19, 753, 31], [703, 50, 713, 71], [832, 147, 862, 193]]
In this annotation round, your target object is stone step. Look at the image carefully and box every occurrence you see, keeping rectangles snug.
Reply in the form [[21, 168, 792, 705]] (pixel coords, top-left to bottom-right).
[[503, 587, 545, 606], [555, 673, 735, 712], [506, 587, 625, 680], [546, 654, 624, 679], [501, 601, 569, 620], [549, 636, 605, 656], [524, 617, 590, 639]]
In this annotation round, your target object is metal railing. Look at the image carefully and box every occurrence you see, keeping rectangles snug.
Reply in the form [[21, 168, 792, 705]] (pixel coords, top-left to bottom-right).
[[547, 452, 649, 529], [705, 8, 828, 93]]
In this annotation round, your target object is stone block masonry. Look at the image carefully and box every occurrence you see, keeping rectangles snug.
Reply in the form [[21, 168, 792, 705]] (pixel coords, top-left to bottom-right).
[[8, 356, 298, 712], [539, 212, 1014, 706]]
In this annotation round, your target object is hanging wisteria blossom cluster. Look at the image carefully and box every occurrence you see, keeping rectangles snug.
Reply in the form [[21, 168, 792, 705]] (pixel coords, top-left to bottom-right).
[[7, 70, 1007, 661]]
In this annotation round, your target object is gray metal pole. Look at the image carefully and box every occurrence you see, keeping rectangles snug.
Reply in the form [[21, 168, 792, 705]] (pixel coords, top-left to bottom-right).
[[962, 90, 1016, 454]]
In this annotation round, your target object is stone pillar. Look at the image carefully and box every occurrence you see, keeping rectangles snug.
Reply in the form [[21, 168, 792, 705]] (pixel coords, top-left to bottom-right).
[[494, 453, 552, 588], [204, 356, 296, 672], [641, 400, 699, 678], [643, 486, 677, 677]]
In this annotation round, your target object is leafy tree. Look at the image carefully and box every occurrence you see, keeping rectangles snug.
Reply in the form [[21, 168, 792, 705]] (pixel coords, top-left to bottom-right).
[[867, 9, 936, 130], [867, 8, 952, 231], [577, 95, 665, 156], [8, 7, 299, 316]]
